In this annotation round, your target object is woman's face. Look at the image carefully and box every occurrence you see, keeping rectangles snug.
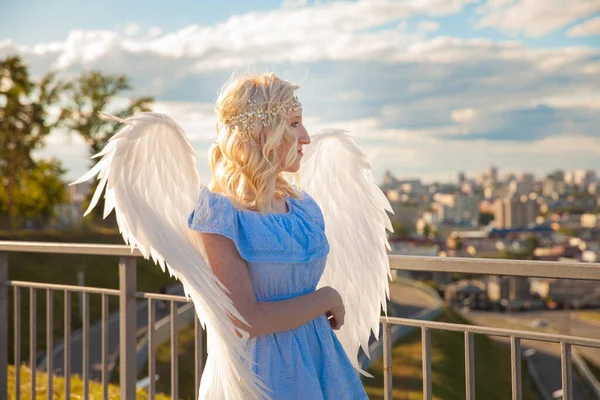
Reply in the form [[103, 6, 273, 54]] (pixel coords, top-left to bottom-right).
[[278, 109, 310, 173]]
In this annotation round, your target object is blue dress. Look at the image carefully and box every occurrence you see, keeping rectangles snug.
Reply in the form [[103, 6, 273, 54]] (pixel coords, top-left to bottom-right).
[[188, 186, 368, 400]]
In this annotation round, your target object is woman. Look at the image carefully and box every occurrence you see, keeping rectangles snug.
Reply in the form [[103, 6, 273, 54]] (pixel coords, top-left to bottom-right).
[[78, 71, 391, 399], [188, 73, 369, 399]]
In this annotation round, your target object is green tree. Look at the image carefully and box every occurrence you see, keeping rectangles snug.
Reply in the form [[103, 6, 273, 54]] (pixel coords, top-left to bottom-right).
[[63, 71, 153, 224], [0, 55, 68, 229], [390, 220, 410, 239], [524, 235, 540, 258], [454, 236, 463, 251], [11, 159, 67, 227], [547, 170, 564, 182], [479, 211, 494, 226], [422, 224, 431, 238]]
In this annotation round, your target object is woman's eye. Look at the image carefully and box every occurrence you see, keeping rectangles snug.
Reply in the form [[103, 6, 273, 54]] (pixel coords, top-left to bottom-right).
[[291, 122, 299, 128]]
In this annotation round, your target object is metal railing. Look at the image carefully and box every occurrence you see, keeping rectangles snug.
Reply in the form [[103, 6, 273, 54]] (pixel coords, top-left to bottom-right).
[[0, 242, 599, 400], [0, 241, 204, 400], [383, 256, 600, 400]]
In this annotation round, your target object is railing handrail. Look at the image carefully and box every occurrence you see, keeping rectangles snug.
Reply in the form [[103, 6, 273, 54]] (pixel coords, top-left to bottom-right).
[[1, 240, 599, 280], [389, 254, 600, 280], [2, 240, 600, 399], [0, 240, 143, 257], [382, 316, 600, 348]]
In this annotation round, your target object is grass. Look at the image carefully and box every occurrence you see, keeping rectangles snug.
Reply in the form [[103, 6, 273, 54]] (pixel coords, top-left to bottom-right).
[[582, 355, 600, 385], [143, 323, 201, 400], [149, 307, 542, 399], [363, 307, 541, 400], [573, 311, 600, 324], [7, 364, 171, 400], [1, 228, 178, 383]]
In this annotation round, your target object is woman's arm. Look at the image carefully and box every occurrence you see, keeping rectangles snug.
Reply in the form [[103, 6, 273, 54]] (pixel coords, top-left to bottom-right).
[[196, 231, 344, 338]]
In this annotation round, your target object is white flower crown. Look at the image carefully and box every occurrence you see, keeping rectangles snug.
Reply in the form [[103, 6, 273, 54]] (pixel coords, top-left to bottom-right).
[[222, 96, 302, 137]]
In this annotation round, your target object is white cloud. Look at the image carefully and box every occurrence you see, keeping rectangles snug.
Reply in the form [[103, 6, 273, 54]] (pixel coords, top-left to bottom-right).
[[123, 23, 142, 37], [52, 30, 122, 70], [5, 0, 599, 183], [477, 0, 600, 37], [566, 16, 600, 37], [282, 0, 309, 9], [152, 101, 218, 141], [146, 27, 163, 39], [358, 133, 600, 183], [417, 20, 440, 33], [2, 0, 476, 74], [333, 90, 364, 101], [451, 107, 477, 123]]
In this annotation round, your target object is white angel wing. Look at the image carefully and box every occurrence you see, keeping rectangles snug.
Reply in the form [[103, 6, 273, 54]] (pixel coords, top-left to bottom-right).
[[298, 128, 393, 375], [72, 112, 268, 400]]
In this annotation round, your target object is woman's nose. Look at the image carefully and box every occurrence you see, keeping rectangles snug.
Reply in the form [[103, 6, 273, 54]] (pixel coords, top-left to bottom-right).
[[300, 129, 311, 145]]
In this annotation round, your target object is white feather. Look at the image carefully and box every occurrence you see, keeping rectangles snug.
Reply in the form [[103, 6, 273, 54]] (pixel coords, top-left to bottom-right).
[[299, 128, 394, 377], [74, 112, 268, 400]]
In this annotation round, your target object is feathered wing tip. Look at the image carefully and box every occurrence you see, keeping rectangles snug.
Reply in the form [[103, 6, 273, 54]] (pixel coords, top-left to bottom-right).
[[98, 111, 125, 123], [72, 112, 269, 399], [299, 128, 394, 375]]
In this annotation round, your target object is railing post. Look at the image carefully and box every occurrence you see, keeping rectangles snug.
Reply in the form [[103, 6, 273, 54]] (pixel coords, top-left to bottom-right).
[[0, 252, 8, 399], [383, 322, 393, 400], [465, 332, 475, 400], [561, 342, 573, 400], [119, 256, 137, 399]]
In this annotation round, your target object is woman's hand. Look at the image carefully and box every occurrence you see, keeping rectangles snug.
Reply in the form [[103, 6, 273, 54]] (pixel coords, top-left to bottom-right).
[[321, 286, 345, 330]]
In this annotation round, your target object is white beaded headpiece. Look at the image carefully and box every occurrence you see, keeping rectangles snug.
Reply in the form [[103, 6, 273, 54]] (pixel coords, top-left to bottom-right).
[[222, 96, 302, 137]]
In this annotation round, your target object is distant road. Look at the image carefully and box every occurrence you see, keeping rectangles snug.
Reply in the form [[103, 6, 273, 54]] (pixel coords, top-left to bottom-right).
[[42, 281, 438, 381], [387, 281, 439, 317], [466, 310, 600, 400], [42, 283, 186, 381]]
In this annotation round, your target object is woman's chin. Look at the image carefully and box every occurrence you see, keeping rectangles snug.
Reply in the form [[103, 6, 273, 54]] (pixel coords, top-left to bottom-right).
[[282, 163, 301, 173]]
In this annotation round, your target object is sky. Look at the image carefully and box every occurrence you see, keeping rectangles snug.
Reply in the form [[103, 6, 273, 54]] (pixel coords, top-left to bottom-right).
[[1, 0, 600, 184]]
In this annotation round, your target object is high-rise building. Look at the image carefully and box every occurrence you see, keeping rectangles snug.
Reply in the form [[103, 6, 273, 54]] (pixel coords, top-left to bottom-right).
[[488, 166, 498, 184], [520, 173, 535, 184], [382, 170, 398, 188], [494, 195, 539, 229], [435, 194, 479, 225], [508, 179, 533, 196], [504, 173, 516, 183], [542, 180, 566, 197], [573, 169, 596, 188]]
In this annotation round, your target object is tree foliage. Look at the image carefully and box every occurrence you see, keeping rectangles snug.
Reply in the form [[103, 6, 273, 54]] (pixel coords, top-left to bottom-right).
[[63, 71, 153, 157], [62, 71, 154, 225], [0, 159, 67, 227], [390, 220, 410, 239], [0, 55, 69, 228], [478, 211, 494, 226], [0, 56, 153, 229]]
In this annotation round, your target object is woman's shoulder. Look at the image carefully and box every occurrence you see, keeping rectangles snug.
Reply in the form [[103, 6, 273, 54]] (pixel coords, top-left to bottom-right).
[[187, 186, 240, 243], [290, 189, 325, 229], [188, 186, 329, 263]]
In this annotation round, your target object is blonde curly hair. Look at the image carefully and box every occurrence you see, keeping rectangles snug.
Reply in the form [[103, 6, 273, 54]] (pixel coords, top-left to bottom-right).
[[208, 72, 302, 213]]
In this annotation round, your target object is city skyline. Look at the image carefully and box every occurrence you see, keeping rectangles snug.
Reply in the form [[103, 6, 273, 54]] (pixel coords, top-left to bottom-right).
[[384, 165, 599, 186], [2, 0, 599, 183]]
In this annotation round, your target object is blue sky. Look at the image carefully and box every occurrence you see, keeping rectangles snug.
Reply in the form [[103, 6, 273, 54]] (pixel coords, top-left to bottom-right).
[[1, 0, 600, 183], [1, 0, 283, 45]]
